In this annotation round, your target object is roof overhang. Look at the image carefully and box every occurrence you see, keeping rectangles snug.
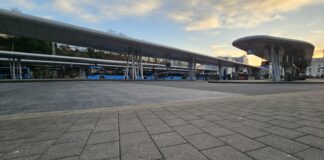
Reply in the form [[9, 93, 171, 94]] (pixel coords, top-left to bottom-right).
[[232, 35, 314, 66], [0, 8, 260, 69]]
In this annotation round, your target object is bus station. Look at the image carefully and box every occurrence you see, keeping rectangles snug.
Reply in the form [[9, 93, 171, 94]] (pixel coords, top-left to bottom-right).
[[0, 5, 324, 160]]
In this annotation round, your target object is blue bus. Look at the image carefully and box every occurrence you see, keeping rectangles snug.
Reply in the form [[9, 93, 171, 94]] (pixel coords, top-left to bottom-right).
[[158, 71, 186, 80], [86, 66, 127, 80], [0, 66, 31, 79]]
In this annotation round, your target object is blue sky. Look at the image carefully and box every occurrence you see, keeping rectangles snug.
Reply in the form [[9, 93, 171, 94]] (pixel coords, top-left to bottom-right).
[[1, 0, 324, 65]]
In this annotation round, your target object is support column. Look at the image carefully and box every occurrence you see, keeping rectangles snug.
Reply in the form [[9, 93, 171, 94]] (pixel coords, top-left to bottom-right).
[[218, 62, 223, 80], [125, 53, 129, 80], [9, 58, 13, 79], [269, 45, 281, 81], [131, 52, 135, 79], [12, 58, 16, 80], [188, 59, 193, 80], [18, 58, 22, 80], [140, 54, 144, 80], [136, 53, 139, 80], [52, 42, 56, 55]]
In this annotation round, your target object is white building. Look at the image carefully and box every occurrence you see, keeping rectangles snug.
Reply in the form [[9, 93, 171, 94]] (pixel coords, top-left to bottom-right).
[[306, 58, 324, 78]]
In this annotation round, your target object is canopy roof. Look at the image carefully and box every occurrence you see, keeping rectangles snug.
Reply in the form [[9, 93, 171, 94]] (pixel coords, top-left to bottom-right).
[[232, 35, 314, 65], [0, 8, 260, 68]]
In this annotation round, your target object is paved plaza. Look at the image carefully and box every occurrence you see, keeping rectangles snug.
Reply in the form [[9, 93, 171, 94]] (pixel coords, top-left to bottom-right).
[[0, 81, 324, 160]]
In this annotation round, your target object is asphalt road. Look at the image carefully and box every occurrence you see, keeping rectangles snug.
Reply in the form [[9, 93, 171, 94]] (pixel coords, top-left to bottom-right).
[[1, 81, 324, 115]]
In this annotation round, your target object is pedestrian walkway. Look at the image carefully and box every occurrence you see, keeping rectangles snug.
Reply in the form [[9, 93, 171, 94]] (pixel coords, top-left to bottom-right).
[[0, 90, 324, 160]]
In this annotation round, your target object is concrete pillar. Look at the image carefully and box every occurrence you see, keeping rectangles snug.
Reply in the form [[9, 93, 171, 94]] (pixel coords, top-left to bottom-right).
[[140, 54, 144, 80], [269, 45, 281, 81], [125, 53, 129, 80], [218, 63, 223, 80], [52, 42, 56, 55], [188, 59, 193, 80], [12, 58, 16, 80], [18, 58, 22, 80]]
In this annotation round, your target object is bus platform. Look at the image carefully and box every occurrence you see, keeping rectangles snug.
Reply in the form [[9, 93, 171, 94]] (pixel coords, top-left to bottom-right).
[[208, 79, 324, 84]]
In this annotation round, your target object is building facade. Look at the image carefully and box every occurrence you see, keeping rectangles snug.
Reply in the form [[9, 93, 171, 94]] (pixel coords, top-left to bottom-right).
[[306, 58, 324, 78]]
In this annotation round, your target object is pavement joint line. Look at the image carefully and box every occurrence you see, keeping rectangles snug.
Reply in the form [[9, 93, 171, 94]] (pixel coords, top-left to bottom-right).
[[151, 108, 218, 160], [134, 112, 165, 159], [78, 112, 102, 160], [117, 112, 121, 160]]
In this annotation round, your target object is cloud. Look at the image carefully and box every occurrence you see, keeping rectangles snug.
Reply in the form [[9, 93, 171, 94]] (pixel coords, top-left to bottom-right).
[[167, 0, 324, 31], [310, 30, 324, 34], [52, 0, 162, 22], [7, 0, 38, 9], [313, 48, 324, 58], [186, 17, 221, 31], [306, 18, 321, 27], [210, 44, 245, 57]]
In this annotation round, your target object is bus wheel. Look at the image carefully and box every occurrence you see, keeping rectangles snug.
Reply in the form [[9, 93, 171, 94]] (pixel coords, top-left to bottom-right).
[[100, 76, 105, 80]]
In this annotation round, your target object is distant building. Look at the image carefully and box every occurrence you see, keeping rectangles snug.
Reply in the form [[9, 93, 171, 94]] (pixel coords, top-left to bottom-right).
[[218, 55, 249, 64], [306, 58, 324, 78]]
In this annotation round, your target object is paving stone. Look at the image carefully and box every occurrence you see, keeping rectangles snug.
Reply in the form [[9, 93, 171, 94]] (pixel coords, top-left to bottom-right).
[[214, 120, 244, 128], [297, 120, 324, 130], [87, 130, 118, 145], [200, 115, 223, 121], [2, 140, 54, 159], [262, 126, 305, 139], [120, 131, 151, 146], [80, 141, 119, 160], [145, 123, 173, 135], [119, 118, 141, 125], [267, 120, 303, 129], [173, 124, 203, 136], [59, 157, 79, 160], [202, 145, 253, 160], [121, 142, 162, 160], [159, 114, 178, 120], [296, 135, 324, 150], [93, 122, 118, 133], [120, 123, 146, 134], [201, 125, 234, 138], [165, 119, 188, 127], [185, 133, 225, 150], [179, 114, 200, 121], [295, 126, 324, 137], [230, 126, 268, 138], [97, 118, 118, 124], [39, 141, 85, 160], [256, 135, 309, 154], [141, 118, 164, 126], [9, 155, 40, 160], [295, 148, 324, 160], [152, 132, 186, 147], [27, 130, 65, 142], [189, 119, 214, 128], [68, 123, 95, 132], [241, 120, 272, 129], [1, 130, 36, 141], [0, 139, 25, 152], [75, 118, 98, 124], [247, 147, 299, 160], [138, 114, 158, 120], [161, 143, 208, 160], [247, 115, 273, 122], [220, 134, 264, 152], [56, 130, 91, 144]]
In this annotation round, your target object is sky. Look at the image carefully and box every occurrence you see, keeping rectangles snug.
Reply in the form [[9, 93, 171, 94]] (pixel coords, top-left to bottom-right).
[[0, 0, 324, 66]]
